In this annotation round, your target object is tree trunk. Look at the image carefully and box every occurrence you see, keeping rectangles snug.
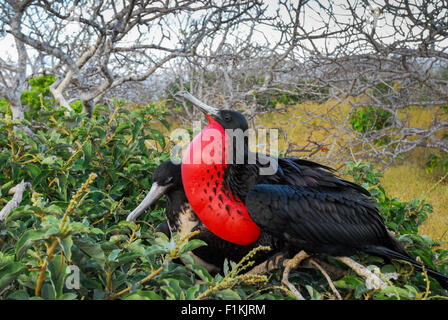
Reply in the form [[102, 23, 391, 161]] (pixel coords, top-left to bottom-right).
[[82, 100, 94, 117], [10, 101, 25, 121], [10, 99, 34, 136]]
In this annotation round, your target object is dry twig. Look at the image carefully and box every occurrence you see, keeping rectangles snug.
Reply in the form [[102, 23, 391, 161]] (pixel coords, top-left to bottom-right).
[[0, 180, 32, 222]]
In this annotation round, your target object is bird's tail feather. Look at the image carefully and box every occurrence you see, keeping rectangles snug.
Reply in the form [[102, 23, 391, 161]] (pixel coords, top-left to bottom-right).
[[366, 246, 448, 290]]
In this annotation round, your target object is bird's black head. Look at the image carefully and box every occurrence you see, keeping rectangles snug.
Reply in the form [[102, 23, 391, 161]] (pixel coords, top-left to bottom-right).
[[126, 161, 182, 222], [174, 90, 248, 131], [214, 109, 249, 131], [152, 161, 182, 190]]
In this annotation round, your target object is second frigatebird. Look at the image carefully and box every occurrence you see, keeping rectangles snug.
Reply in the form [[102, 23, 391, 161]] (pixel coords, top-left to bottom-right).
[[176, 90, 448, 291]]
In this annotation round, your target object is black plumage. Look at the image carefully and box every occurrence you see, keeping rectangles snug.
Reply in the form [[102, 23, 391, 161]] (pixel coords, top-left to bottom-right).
[[185, 102, 448, 289]]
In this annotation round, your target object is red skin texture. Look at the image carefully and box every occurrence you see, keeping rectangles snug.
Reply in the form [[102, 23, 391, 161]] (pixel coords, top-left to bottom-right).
[[181, 117, 261, 245]]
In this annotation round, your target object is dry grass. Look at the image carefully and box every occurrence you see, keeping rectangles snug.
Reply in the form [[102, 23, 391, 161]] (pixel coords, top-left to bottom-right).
[[254, 99, 353, 160], [381, 149, 448, 242]]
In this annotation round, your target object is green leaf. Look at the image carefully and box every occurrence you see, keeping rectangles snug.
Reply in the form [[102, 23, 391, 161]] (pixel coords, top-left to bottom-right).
[[123, 290, 163, 300], [83, 141, 93, 165], [1, 181, 15, 195], [93, 104, 110, 116], [147, 128, 166, 149], [305, 285, 322, 300], [115, 122, 132, 134], [186, 285, 201, 300], [40, 282, 56, 300], [67, 222, 89, 234], [24, 163, 41, 177], [0, 262, 27, 291], [181, 251, 198, 264], [216, 289, 241, 300], [375, 285, 416, 300], [60, 236, 73, 261], [91, 126, 106, 139], [161, 279, 184, 300], [223, 259, 230, 276], [56, 173, 68, 201], [132, 120, 143, 141], [41, 156, 56, 165], [6, 289, 30, 300], [114, 252, 141, 267], [108, 249, 122, 262], [186, 264, 213, 284], [47, 255, 69, 298], [73, 239, 106, 268], [334, 275, 364, 290], [179, 239, 207, 255], [59, 293, 77, 300], [15, 229, 48, 259]]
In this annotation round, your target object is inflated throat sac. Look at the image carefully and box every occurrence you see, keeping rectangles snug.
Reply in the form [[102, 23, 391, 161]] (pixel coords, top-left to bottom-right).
[[181, 119, 260, 245]]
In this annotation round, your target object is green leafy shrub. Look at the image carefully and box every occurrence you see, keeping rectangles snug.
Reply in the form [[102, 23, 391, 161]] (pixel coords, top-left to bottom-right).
[[20, 75, 57, 120], [426, 152, 448, 176], [350, 106, 392, 146]]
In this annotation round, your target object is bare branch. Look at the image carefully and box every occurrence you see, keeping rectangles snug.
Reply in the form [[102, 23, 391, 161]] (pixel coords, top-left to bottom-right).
[[0, 180, 32, 222]]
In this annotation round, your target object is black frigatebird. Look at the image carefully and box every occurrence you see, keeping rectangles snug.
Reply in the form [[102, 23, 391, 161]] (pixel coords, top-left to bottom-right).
[[176, 90, 448, 291], [126, 161, 282, 273]]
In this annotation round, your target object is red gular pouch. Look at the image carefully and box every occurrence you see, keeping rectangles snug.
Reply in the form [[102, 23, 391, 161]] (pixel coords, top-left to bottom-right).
[[181, 117, 261, 245]]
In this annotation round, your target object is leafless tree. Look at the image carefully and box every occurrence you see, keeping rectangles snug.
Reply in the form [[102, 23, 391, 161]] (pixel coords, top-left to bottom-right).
[[166, 0, 448, 168], [0, 1, 35, 132], [1, 0, 265, 118], [303, 0, 448, 167]]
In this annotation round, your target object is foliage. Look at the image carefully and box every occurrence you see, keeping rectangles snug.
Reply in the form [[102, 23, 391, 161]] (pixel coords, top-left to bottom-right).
[[426, 152, 448, 175], [20, 75, 57, 120], [0, 98, 9, 115], [350, 106, 392, 146], [344, 161, 432, 234]]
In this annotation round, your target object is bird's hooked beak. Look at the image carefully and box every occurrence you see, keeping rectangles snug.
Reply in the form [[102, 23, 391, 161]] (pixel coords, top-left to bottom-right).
[[126, 183, 169, 222], [174, 90, 220, 122]]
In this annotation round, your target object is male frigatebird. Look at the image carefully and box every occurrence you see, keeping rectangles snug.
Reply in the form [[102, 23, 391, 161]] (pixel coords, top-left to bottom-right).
[[176, 91, 448, 290], [126, 161, 282, 273]]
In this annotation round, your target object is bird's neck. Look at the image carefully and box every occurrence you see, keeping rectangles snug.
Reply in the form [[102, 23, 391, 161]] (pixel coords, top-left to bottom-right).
[[166, 188, 188, 207], [165, 187, 189, 221], [222, 162, 259, 202]]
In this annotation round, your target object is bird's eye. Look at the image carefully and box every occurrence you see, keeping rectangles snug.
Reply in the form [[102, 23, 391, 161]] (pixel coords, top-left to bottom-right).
[[164, 176, 174, 185], [224, 114, 232, 122]]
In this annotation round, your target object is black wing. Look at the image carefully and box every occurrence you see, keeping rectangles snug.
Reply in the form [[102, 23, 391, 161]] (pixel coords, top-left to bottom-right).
[[277, 157, 371, 196], [245, 184, 390, 256], [223, 155, 370, 202]]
